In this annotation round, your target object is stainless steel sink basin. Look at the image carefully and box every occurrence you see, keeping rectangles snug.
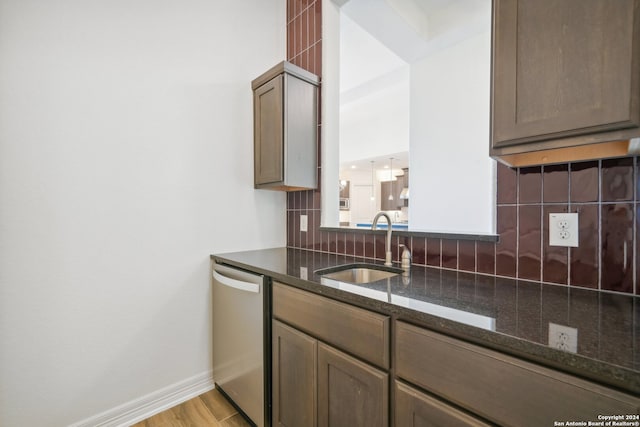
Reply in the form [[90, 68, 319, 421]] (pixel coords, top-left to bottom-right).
[[315, 263, 402, 284]]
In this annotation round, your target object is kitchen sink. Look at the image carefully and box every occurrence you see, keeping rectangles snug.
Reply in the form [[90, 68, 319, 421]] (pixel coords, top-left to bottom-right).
[[315, 263, 403, 284]]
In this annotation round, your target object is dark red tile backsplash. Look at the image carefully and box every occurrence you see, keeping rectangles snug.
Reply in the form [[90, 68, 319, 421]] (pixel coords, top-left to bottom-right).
[[602, 158, 633, 202], [570, 161, 599, 203], [543, 164, 569, 203], [284, 0, 637, 295], [601, 203, 634, 293], [518, 205, 541, 281], [496, 205, 517, 277], [519, 167, 542, 204]]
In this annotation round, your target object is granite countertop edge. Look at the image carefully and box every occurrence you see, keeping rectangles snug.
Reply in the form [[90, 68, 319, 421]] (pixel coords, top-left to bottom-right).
[[210, 250, 639, 395]]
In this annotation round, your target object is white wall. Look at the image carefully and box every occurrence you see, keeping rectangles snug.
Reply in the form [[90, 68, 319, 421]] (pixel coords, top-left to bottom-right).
[[339, 78, 410, 164], [0, 1, 285, 426], [410, 28, 496, 233]]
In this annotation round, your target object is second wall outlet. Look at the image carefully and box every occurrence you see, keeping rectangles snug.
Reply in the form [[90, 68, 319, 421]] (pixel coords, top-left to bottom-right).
[[549, 213, 578, 247], [300, 214, 308, 232]]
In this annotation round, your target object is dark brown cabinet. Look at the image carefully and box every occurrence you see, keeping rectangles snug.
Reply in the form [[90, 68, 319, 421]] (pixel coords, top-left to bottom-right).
[[395, 321, 640, 426], [272, 282, 390, 427], [272, 320, 316, 427], [380, 169, 408, 211], [252, 61, 319, 190], [395, 381, 489, 427], [380, 180, 403, 211], [491, 0, 640, 166], [318, 343, 388, 427]]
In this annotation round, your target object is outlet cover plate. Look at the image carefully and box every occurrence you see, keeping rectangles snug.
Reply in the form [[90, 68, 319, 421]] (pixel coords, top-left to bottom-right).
[[549, 213, 578, 247], [300, 214, 308, 232]]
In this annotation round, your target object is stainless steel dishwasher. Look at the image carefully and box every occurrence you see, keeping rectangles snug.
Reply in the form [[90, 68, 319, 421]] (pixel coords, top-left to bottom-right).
[[212, 262, 270, 427]]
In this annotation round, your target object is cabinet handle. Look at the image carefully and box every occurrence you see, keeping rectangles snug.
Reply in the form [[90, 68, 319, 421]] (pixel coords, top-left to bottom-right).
[[213, 270, 260, 293]]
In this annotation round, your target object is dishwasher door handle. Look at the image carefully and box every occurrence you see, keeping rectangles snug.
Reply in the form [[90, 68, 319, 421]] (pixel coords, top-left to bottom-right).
[[213, 270, 260, 293]]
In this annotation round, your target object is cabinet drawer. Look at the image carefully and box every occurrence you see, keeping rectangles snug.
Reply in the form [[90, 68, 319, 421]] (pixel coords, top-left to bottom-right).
[[273, 282, 389, 369], [396, 321, 640, 427], [395, 380, 490, 427]]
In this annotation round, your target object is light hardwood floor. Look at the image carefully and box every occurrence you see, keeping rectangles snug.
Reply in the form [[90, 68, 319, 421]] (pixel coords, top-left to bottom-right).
[[131, 388, 252, 427]]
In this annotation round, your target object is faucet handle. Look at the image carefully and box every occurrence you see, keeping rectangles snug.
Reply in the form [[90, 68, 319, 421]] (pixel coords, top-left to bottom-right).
[[399, 244, 411, 270]]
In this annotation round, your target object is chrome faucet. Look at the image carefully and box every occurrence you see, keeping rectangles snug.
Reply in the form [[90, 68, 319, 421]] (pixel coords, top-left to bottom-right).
[[371, 212, 393, 267]]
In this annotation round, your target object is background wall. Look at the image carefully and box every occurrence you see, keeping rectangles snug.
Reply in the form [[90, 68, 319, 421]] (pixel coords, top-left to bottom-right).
[[0, 1, 285, 425], [410, 29, 494, 233]]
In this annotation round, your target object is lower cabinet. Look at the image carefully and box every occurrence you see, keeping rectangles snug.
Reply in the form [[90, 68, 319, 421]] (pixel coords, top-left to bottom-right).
[[270, 282, 639, 427], [395, 381, 490, 427], [318, 343, 388, 427], [272, 282, 390, 427], [272, 320, 388, 427], [272, 320, 317, 427], [396, 321, 640, 426]]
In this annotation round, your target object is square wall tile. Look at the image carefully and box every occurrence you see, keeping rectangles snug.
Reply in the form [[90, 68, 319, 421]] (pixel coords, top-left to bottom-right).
[[287, 211, 294, 247], [497, 163, 517, 205], [336, 232, 346, 254], [519, 167, 542, 204], [354, 234, 364, 257], [570, 204, 599, 289], [601, 203, 634, 293], [542, 205, 569, 285], [320, 230, 328, 252], [496, 206, 517, 277], [364, 234, 375, 258], [458, 240, 476, 272], [412, 237, 426, 266], [518, 205, 541, 281], [543, 164, 568, 203], [476, 241, 496, 275], [328, 231, 336, 253], [375, 234, 386, 261], [441, 240, 457, 269], [602, 157, 633, 202], [570, 161, 599, 203], [426, 238, 441, 267]]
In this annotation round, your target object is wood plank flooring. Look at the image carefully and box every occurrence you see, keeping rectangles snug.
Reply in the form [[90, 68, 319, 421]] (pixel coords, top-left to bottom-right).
[[131, 388, 252, 427]]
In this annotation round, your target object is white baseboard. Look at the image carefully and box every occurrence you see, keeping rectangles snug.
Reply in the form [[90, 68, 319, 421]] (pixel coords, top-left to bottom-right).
[[68, 370, 215, 427]]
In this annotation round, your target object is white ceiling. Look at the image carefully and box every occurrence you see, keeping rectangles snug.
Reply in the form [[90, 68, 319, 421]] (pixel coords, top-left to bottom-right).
[[339, 0, 490, 90]]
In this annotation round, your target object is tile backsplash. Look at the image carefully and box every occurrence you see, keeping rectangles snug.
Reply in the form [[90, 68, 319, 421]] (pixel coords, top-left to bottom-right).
[[284, 0, 638, 296]]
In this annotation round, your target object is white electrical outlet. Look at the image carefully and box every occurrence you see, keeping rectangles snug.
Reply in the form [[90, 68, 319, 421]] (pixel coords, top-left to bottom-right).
[[549, 213, 579, 247], [300, 214, 308, 232], [548, 323, 578, 353], [300, 266, 308, 280]]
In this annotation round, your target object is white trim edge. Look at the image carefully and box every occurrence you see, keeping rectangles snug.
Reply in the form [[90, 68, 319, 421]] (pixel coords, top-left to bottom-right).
[[68, 370, 215, 427]]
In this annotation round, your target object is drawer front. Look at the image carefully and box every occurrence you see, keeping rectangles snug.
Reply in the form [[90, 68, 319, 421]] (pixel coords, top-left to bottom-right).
[[396, 321, 640, 427], [273, 282, 389, 369], [395, 381, 490, 427]]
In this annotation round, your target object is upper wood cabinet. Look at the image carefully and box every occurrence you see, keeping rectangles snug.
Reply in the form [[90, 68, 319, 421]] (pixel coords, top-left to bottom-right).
[[491, 0, 640, 166], [252, 61, 319, 190]]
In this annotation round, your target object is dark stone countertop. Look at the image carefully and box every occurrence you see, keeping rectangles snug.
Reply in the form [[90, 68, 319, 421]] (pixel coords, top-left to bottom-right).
[[211, 247, 640, 395]]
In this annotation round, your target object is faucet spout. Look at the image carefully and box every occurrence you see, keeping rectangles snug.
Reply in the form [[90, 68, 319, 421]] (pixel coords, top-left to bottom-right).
[[371, 212, 393, 267]]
